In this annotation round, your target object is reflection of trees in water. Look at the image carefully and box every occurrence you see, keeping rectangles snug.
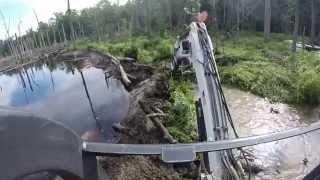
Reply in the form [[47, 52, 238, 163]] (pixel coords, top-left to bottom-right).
[[1, 57, 104, 77], [49, 70, 55, 92], [64, 61, 76, 74], [16, 69, 29, 104], [63, 60, 89, 74], [23, 68, 34, 92], [17, 70, 26, 89], [104, 71, 112, 89], [46, 59, 58, 72], [78, 68, 103, 132], [1, 58, 113, 109], [28, 67, 40, 88]]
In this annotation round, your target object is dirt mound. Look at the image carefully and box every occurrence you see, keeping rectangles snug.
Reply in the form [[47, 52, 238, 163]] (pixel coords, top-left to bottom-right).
[[102, 55, 199, 180]]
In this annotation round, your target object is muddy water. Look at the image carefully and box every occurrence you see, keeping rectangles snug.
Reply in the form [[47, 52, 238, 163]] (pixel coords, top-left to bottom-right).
[[0, 59, 129, 142], [224, 87, 320, 179]]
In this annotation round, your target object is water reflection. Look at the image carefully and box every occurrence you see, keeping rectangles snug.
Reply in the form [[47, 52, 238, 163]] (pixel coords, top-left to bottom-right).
[[0, 59, 130, 142], [224, 87, 320, 179]]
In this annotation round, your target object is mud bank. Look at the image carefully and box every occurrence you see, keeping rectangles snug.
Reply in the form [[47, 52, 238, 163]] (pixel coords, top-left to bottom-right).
[[105, 57, 199, 180]]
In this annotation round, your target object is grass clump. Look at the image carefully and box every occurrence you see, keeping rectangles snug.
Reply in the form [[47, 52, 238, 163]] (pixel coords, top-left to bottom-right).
[[165, 79, 197, 143], [216, 32, 291, 64], [221, 61, 293, 103], [217, 32, 320, 105], [297, 68, 320, 105]]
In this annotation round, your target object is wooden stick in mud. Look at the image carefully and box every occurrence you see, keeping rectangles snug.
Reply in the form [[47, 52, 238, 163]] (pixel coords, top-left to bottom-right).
[[146, 113, 168, 118], [139, 101, 177, 144], [116, 57, 137, 62]]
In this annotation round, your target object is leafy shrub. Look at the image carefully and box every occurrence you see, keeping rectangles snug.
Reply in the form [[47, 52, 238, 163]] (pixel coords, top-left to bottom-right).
[[298, 70, 320, 105], [217, 32, 320, 106], [166, 80, 197, 143], [221, 61, 294, 103]]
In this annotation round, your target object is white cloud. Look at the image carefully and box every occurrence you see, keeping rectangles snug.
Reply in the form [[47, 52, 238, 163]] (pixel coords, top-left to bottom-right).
[[0, 0, 128, 39]]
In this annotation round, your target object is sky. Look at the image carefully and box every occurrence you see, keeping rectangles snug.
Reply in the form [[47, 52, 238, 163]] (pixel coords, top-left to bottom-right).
[[0, 0, 127, 40]]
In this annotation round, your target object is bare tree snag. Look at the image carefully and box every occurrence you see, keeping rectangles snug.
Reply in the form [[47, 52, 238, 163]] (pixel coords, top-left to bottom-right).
[[292, 0, 300, 52], [103, 53, 132, 86], [33, 9, 46, 48], [264, 0, 271, 39], [311, 0, 316, 44]]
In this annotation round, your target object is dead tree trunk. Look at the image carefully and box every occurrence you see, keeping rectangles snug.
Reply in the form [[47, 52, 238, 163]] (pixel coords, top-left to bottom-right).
[[264, 0, 271, 39], [67, 0, 71, 13], [94, 12, 101, 42], [223, 0, 227, 29], [46, 30, 51, 46], [144, 0, 151, 35], [32, 31, 39, 48], [236, 0, 241, 37], [0, 9, 18, 58], [210, 0, 217, 30], [292, 0, 300, 52], [52, 26, 57, 45], [61, 23, 67, 43], [15, 34, 23, 58], [57, 28, 63, 43], [33, 10, 46, 48], [33, 9, 46, 48], [167, 0, 173, 31], [311, 0, 316, 44], [128, 0, 133, 37]]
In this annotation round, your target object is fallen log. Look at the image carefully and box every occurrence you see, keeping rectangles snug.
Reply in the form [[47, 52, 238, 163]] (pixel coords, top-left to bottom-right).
[[103, 53, 132, 86], [146, 113, 168, 118], [112, 122, 137, 137], [116, 57, 137, 62], [239, 159, 264, 174]]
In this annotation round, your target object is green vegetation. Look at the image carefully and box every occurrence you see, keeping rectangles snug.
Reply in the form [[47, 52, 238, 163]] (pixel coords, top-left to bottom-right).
[[71, 32, 320, 143], [217, 32, 320, 105], [166, 79, 197, 143], [74, 32, 320, 106], [71, 36, 174, 64], [221, 61, 293, 103]]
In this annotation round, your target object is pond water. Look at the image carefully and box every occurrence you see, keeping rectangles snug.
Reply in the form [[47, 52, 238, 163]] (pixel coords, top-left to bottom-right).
[[224, 88, 320, 180], [0, 59, 129, 142]]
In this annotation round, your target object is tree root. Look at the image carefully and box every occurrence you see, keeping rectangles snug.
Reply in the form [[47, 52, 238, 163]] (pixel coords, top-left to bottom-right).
[[112, 122, 137, 137], [146, 113, 168, 118], [139, 100, 177, 144]]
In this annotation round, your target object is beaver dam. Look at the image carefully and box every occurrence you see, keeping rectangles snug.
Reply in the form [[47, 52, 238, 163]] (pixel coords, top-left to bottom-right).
[[1, 50, 320, 180]]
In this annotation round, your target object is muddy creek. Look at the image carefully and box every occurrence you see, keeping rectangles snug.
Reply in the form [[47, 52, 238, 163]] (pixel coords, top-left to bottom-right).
[[0, 59, 129, 142], [224, 87, 320, 179]]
